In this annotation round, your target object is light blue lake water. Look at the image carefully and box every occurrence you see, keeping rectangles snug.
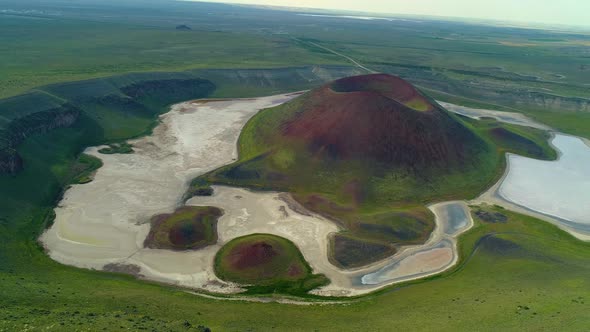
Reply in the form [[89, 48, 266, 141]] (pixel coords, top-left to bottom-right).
[[499, 134, 590, 229]]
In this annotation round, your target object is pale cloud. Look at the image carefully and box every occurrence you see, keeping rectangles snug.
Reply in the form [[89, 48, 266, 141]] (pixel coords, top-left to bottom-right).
[[188, 0, 588, 27]]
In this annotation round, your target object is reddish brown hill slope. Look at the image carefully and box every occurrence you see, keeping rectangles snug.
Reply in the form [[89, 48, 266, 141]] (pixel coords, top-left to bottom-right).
[[280, 74, 485, 170], [330, 74, 433, 109]]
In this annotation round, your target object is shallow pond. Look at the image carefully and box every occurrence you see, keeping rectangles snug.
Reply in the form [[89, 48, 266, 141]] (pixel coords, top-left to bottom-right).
[[443, 204, 471, 236], [359, 240, 454, 286], [356, 201, 471, 286], [499, 134, 590, 231]]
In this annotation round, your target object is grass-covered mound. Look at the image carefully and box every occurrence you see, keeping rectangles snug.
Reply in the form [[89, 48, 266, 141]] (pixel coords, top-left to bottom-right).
[[195, 74, 553, 267], [68, 154, 103, 185], [144, 206, 222, 250], [215, 234, 328, 294], [458, 115, 557, 161]]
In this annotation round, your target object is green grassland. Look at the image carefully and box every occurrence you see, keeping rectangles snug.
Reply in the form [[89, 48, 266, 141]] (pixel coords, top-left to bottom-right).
[[2, 0, 590, 138], [144, 206, 222, 251], [0, 15, 343, 100], [0, 1, 589, 330], [214, 234, 329, 294], [2, 202, 590, 330]]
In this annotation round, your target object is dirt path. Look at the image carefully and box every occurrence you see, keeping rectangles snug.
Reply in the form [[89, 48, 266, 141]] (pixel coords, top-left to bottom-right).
[[296, 38, 376, 74]]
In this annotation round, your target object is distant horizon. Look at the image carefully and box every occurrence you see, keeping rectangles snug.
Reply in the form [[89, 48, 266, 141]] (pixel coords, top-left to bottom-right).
[[184, 0, 590, 29]]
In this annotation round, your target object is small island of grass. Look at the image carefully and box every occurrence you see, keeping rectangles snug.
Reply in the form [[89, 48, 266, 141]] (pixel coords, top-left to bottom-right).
[[214, 234, 329, 294], [70, 154, 103, 184], [144, 206, 222, 250]]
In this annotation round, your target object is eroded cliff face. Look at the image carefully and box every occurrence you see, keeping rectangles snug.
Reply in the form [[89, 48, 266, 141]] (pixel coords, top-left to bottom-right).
[[196, 66, 364, 92], [0, 76, 218, 175], [0, 105, 80, 174], [519, 92, 590, 112], [0, 149, 23, 174], [372, 63, 590, 114]]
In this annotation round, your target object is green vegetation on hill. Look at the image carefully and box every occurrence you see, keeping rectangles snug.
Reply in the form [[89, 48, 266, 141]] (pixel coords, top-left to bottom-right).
[[214, 234, 329, 295], [144, 206, 222, 251], [69, 154, 103, 185], [0, 73, 217, 169], [463, 116, 558, 160], [0, 100, 80, 173], [195, 74, 556, 268]]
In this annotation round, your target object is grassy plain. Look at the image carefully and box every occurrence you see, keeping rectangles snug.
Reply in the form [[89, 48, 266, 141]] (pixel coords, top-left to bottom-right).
[[2, 0, 589, 136], [1, 1, 589, 330], [0, 15, 342, 100]]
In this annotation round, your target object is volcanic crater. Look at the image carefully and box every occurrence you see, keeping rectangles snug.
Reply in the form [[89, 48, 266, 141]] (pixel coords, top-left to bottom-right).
[[279, 73, 487, 170]]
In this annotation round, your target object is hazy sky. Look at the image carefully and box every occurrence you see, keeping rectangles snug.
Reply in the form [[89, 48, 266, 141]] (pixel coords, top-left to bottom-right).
[[190, 0, 588, 27]]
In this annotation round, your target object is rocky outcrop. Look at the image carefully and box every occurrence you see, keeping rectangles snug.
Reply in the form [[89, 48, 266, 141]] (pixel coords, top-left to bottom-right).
[[374, 63, 590, 113], [0, 105, 80, 174], [516, 91, 590, 112], [120, 78, 216, 103], [0, 149, 23, 174], [197, 66, 364, 92], [0, 76, 219, 175]]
